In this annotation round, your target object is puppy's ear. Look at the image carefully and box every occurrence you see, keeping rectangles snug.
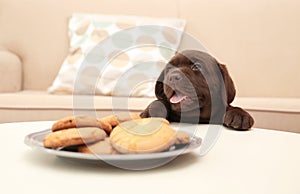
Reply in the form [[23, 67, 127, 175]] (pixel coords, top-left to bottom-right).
[[217, 63, 236, 104], [155, 71, 167, 100]]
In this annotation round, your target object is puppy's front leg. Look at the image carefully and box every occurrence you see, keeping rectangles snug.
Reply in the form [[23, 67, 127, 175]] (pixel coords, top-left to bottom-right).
[[140, 100, 169, 119], [224, 106, 254, 130]]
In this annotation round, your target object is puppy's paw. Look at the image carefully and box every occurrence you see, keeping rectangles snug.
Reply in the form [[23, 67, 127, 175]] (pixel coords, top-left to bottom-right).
[[140, 100, 168, 119], [224, 107, 254, 130]]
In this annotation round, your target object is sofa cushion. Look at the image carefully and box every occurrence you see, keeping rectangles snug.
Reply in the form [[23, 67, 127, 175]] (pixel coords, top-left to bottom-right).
[[0, 50, 22, 92], [48, 13, 185, 97]]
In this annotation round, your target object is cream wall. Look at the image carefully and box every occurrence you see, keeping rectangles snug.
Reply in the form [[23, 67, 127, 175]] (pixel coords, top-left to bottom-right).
[[0, 0, 299, 98], [179, 0, 300, 98]]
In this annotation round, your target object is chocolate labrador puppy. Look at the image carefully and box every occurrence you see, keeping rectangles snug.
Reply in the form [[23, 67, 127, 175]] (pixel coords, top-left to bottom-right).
[[140, 50, 254, 130]]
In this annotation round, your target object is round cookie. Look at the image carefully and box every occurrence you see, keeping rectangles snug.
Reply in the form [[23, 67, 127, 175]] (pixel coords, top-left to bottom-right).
[[52, 115, 100, 132], [78, 138, 119, 155], [109, 118, 177, 154], [43, 127, 106, 148]]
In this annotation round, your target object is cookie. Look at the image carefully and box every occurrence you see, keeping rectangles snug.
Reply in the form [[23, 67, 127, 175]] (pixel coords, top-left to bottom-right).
[[78, 138, 119, 155], [97, 113, 141, 134], [175, 131, 190, 145], [109, 118, 177, 154], [52, 115, 100, 132], [43, 127, 106, 148]]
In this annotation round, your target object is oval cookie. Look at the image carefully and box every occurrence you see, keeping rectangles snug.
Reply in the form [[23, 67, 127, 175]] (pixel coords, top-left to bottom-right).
[[78, 138, 119, 155], [52, 115, 100, 132], [175, 131, 190, 145], [43, 127, 106, 148], [109, 118, 176, 154], [97, 113, 141, 134]]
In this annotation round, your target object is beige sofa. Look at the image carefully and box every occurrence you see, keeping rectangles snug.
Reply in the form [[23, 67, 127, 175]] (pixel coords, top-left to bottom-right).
[[0, 0, 299, 133]]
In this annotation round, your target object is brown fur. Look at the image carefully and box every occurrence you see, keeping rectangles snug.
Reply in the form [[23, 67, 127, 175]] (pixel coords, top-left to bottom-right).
[[140, 50, 254, 130]]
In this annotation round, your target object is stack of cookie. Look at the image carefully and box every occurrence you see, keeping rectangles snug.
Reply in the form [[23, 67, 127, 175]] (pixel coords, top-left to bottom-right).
[[43, 114, 190, 155]]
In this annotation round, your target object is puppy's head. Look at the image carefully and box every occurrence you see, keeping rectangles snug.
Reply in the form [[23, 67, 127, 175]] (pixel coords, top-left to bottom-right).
[[155, 50, 236, 113]]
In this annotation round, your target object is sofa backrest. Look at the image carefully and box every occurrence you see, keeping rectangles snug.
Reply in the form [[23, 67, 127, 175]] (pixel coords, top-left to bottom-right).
[[1, 0, 299, 98]]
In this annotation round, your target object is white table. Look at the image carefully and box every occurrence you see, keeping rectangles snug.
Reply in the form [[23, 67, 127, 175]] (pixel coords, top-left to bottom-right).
[[1, 121, 300, 194]]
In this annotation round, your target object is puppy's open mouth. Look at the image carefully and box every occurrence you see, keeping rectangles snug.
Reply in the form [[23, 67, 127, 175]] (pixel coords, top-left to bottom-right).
[[170, 91, 191, 104]]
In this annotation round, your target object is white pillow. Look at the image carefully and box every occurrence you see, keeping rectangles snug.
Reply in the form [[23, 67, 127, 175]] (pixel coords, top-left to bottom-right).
[[48, 13, 185, 97]]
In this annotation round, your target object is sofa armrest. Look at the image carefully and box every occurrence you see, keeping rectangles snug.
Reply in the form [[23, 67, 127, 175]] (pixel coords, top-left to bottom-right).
[[0, 49, 22, 92]]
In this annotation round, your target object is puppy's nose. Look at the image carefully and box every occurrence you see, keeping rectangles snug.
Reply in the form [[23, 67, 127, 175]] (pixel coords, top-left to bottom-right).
[[169, 73, 182, 83]]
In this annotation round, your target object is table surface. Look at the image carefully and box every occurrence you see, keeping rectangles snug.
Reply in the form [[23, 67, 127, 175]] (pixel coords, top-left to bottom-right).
[[1, 121, 300, 194]]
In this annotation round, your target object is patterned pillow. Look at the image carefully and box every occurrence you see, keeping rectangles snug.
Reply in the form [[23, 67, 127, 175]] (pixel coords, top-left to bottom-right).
[[48, 13, 185, 97]]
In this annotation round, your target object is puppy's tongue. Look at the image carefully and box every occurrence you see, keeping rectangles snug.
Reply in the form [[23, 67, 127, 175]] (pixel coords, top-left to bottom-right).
[[170, 92, 187, 104]]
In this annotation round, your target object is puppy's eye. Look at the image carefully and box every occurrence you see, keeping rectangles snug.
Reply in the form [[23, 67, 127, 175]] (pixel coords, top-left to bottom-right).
[[165, 64, 173, 72], [191, 63, 202, 71]]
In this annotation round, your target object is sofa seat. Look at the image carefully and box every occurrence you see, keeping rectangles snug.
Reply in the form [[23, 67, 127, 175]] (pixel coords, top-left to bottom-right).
[[0, 90, 155, 123], [1, 90, 299, 133], [231, 98, 300, 133]]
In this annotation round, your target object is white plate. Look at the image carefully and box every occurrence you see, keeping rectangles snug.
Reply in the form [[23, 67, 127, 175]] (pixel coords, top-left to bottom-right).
[[24, 124, 202, 169]]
